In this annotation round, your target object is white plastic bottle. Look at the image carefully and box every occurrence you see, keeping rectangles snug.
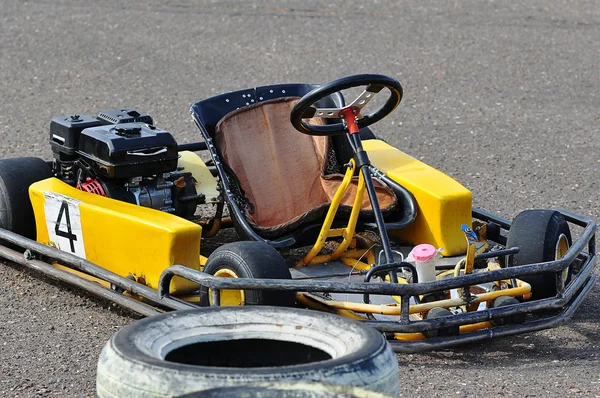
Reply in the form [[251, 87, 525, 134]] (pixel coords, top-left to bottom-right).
[[411, 244, 437, 283]]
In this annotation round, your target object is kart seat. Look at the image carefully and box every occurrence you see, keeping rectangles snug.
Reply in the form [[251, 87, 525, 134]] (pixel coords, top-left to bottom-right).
[[214, 97, 397, 239]]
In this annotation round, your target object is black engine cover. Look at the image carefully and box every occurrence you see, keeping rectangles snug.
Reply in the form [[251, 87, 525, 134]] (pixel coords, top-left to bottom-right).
[[77, 123, 178, 179], [50, 114, 103, 157]]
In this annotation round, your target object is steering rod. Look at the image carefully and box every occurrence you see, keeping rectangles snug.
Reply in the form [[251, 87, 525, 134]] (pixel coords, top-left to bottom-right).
[[340, 107, 399, 283]]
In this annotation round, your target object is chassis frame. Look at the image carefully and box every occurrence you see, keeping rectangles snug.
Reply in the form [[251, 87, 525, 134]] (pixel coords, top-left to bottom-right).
[[0, 207, 594, 353]]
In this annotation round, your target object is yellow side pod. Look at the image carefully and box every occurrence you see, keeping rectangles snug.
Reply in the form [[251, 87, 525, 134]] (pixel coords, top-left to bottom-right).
[[364, 139, 472, 256], [29, 178, 202, 294]]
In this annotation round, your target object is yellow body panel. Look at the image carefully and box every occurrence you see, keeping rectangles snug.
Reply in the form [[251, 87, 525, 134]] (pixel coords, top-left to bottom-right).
[[364, 139, 472, 256], [29, 178, 202, 294], [178, 151, 220, 204]]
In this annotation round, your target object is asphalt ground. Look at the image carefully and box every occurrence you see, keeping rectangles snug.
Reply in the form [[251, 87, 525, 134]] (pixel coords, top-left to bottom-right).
[[0, 0, 599, 396]]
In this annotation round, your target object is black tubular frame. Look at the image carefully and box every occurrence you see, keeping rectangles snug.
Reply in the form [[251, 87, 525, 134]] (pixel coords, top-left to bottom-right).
[[158, 209, 596, 352], [0, 208, 594, 352]]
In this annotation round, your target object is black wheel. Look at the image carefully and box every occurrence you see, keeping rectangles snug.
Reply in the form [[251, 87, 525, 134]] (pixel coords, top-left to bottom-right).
[[199, 241, 295, 307], [490, 296, 525, 326], [506, 210, 572, 299], [96, 307, 400, 397], [423, 308, 459, 338], [0, 157, 53, 239]]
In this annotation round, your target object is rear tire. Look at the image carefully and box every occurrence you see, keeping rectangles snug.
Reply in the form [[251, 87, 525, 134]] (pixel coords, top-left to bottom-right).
[[506, 210, 572, 299], [0, 157, 53, 239], [199, 241, 294, 307]]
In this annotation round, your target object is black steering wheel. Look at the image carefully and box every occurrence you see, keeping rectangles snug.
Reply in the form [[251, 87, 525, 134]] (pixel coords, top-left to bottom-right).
[[290, 74, 403, 136]]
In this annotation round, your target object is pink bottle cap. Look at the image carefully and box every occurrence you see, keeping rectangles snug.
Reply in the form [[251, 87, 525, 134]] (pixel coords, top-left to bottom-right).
[[412, 244, 437, 262]]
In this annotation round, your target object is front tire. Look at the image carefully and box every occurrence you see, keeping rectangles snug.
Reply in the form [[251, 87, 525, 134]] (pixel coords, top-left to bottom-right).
[[199, 241, 294, 306], [490, 296, 525, 326], [423, 308, 459, 338], [506, 210, 572, 299]]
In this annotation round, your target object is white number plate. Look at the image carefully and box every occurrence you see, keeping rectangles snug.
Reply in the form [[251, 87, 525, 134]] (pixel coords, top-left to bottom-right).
[[44, 192, 86, 259]]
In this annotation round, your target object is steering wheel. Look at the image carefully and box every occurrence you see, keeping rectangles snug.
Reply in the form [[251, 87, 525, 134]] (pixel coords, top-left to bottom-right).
[[290, 74, 403, 136]]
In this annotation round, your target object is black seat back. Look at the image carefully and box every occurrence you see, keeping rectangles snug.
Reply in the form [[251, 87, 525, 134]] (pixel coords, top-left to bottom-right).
[[190, 83, 343, 139], [188, 83, 353, 248]]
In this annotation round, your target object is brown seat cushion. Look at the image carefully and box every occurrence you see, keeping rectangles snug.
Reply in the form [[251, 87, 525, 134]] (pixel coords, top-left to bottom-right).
[[215, 97, 397, 235]]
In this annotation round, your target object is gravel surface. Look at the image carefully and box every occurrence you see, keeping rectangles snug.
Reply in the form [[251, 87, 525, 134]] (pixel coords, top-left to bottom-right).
[[0, 1, 599, 396]]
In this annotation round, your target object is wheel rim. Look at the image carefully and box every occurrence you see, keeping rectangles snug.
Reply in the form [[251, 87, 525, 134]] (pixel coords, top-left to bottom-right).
[[210, 268, 245, 306], [556, 233, 570, 280]]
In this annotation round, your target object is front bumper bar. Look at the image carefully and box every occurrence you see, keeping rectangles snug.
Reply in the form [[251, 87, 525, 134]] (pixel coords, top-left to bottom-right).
[[157, 209, 596, 352]]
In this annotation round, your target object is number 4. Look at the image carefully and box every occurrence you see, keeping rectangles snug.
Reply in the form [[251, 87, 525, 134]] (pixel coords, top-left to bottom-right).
[[55, 201, 77, 253]]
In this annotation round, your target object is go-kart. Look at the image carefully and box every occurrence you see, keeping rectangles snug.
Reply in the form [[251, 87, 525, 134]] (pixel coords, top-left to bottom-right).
[[0, 74, 595, 353]]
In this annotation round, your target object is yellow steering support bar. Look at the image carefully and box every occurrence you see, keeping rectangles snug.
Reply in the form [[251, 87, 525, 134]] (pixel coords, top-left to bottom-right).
[[297, 158, 366, 267]]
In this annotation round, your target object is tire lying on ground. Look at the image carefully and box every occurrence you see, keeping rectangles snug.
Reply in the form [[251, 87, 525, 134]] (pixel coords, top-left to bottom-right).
[[175, 382, 392, 397], [97, 306, 399, 397]]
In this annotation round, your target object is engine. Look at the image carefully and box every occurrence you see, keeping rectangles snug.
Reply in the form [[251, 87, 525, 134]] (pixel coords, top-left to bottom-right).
[[49, 109, 199, 218]]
